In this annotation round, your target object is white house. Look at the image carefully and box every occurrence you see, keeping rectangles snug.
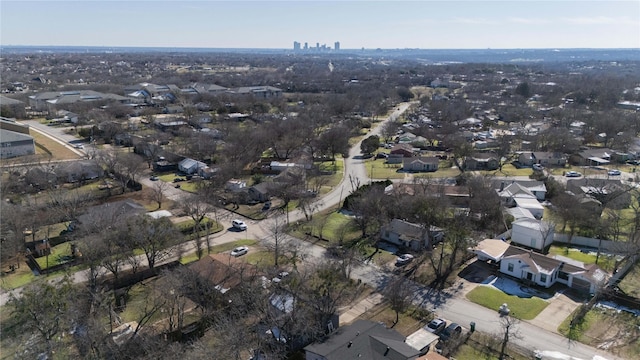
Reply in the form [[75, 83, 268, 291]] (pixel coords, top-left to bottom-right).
[[499, 245, 608, 293], [178, 158, 206, 175], [510, 218, 554, 251]]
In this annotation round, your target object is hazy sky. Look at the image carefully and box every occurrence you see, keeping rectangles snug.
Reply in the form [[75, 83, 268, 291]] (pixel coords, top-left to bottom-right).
[[2, 1, 639, 49]]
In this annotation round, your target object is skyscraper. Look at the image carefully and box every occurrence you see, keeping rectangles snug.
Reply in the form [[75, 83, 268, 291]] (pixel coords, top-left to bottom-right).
[[293, 41, 301, 50], [334, 41, 340, 51]]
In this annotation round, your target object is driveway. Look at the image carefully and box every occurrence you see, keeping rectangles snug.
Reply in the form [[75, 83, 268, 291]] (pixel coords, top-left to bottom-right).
[[529, 291, 581, 334]]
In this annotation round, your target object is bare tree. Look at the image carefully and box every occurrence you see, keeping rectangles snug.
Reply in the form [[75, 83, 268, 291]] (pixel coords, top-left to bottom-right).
[[183, 201, 213, 259], [10, 276, 76, 355], [128, 215, 180, 271], [149, 179, 169, 209], [498, 315, 520, 360], [383, 275, 414, 327]]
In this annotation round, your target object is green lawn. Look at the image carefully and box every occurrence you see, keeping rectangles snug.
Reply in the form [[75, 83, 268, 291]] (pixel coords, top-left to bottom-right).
[[466, 286, 549, 320], [367, 158, 405, 180], [302, 211, 361, 244], [179, 239, 259, 264], [35, 242, 74, 270], [547, 245, 616, 272]]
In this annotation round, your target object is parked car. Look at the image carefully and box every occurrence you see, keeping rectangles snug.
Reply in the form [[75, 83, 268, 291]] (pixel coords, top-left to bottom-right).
[[425, 318, 447, 334], [173, 177, 185, 182], [230, 246, 249, 257], [532, 164, 544, 171], [439, 323, 462, 341], [396, 254, 414, 265], [232, 219, 248, 231], [262, 201, 272, 210], [376, 152, 389, 159], [608, 169, 621, 176], [73, 144, 84, 149], [272, 271, 290, 283], [150, 175, 159, 181], [565, 171, 582, 177]]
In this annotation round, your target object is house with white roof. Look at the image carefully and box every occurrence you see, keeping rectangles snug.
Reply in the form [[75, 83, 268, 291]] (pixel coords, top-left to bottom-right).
[[510, 218, 554, 251]]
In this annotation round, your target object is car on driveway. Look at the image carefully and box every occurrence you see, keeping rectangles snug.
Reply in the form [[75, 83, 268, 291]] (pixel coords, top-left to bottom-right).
[[565, 171, 582, 177], [396, 254, 414, 266], [230, 246, 249, 257], [439, 323, 462, 341], [425, 318, 446, 334], [150, 175, 159, 181], [232, 219, 247, 231], [608, 169, 621, 176]]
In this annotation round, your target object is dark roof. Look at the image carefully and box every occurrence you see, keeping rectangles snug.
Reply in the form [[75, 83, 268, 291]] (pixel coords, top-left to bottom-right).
[[503, 245, 583, 273], [304, 320, 419, 360]]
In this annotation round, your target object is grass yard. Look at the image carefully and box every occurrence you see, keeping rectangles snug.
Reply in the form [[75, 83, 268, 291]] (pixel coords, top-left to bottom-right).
[[179, 239, 258, 264], [618, 262, 640, 298], [558, 307, 640, 359], [466, 286, 548, 320], [547, 245, 616, 272], [34, 242, 75, 270], [28, 129, 81, 160], [367, 158, 405, 180], [293, 210, 361, 244], [358, 302, 427, 337], [0, 265, 36, 290], [482, 163, 535, 177], [453, 331, 533, 360]]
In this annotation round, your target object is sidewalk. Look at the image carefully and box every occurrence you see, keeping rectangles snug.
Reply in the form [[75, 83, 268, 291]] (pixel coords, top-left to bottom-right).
[[338, 292, 384, 326]]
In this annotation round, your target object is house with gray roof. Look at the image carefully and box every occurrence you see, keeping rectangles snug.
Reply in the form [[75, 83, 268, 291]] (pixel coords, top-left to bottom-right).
[[499, 245, 608, 293], [381, 219, 444, 251], [402, 156, 439, 172], [304, 320, 420, 360]]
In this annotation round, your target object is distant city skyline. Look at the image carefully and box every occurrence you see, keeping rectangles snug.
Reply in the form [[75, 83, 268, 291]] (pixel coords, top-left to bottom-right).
[[1, 1, 639, 50]]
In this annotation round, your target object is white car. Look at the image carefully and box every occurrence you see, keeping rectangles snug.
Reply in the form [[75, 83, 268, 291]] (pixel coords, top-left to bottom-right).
[[232, 219, 247, 231], [565, 171, 582, 177], [396, 254, 414, 265], [608, 169, 621, 176], [532, 164, 544, 171], [230, 246, 249, 257]]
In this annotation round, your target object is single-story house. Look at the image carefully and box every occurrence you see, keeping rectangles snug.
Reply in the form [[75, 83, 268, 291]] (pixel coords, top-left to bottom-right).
[[270, 161, 312, 172], [188, 253, 259, 295], [513, 198, 544, 219], [55, 160, 103, 183], [402, 157, 439, 172], [389, 143, 415, 157], [380, 219, 444, 251], [566, 178, 631, 210], [248, 182, 272, 202], [570, 148, 613, 166], [178, 158, 207, 175], [304, 320, 420, 360], [510, 218, 554, 251], [226, 179, 247, 192], [499, 245, 608, 293], [497, 182, 537, 207], [464, 153, 499, 171], [494, 180, 546, 201], [518, 152, 567, 167]]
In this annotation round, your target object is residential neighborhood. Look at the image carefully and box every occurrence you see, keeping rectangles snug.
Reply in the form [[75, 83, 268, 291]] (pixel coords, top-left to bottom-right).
[[1, 46, 639, 360]]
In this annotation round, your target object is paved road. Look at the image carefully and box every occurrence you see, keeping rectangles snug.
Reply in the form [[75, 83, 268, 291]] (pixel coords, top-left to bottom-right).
[[4, 105, 624, 360]]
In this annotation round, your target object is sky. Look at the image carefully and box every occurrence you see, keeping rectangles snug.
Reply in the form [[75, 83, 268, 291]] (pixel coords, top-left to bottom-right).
[[1, 0, 639, 49]]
